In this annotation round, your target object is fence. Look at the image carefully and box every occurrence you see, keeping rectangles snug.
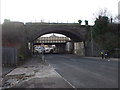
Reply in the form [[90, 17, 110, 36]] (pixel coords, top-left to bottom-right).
[[2, 47, 18, 66]]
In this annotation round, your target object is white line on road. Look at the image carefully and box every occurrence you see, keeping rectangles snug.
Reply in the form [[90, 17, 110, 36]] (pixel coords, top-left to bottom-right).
[[53, 69, 77, 89], [47, 61, 77, 89]]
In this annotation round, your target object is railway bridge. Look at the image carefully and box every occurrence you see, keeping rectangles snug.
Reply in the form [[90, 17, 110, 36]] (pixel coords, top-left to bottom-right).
[[2, 21, 100, 66], [2, 21, 97, 60], [25, 22, 89, 55]]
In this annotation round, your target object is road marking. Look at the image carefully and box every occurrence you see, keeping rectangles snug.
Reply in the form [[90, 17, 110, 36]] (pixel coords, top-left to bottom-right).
[[54, 69, 77, 89], [48, 63, 76, 89]]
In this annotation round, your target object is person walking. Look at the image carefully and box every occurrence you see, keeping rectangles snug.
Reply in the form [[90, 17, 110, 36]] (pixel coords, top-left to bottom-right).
[[104, 52, 108, 59], [100, 51, 104, 59]]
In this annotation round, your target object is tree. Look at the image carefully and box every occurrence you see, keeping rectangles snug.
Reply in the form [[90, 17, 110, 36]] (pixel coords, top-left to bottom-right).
[[78, 20, 82, 25], [93, 15, 120, 56], [92, 8, 120, 56], [4, 19, 11, 23], [93, 15, 109, 48], [93, 16, 109, 36], [85, 20, 88, 25]]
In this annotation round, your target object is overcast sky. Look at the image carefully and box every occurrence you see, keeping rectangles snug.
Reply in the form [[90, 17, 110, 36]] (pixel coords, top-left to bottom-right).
[[1, 0, 119, 25]]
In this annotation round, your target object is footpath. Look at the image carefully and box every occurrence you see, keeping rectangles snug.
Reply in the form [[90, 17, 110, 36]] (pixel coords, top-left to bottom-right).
[[2, 56, 74, 89]]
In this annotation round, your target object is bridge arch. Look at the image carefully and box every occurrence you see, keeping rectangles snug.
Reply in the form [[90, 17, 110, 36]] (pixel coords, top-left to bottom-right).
[[25, 23, 88, 42], [32, 29, 83, 42]]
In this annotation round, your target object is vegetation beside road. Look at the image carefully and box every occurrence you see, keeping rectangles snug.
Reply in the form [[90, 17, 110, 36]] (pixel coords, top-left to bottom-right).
[[92, 13, 120, 57]]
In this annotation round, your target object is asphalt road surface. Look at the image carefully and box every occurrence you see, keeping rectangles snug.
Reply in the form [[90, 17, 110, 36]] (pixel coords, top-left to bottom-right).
[[45, 54, 118, 88]]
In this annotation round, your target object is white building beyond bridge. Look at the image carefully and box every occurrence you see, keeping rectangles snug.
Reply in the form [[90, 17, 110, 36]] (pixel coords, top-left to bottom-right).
[[34, 35, 71, 44]]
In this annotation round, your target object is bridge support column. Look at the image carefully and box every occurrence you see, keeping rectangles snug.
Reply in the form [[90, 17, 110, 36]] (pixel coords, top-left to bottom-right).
[[55, 44, 66, 53], [66, 41, 74, 54], [74, 42, 85, 56], [28, 42, 34, 55]]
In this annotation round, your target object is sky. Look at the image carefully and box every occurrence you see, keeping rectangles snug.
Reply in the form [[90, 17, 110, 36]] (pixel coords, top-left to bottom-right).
[[1, 0, 119, 25]]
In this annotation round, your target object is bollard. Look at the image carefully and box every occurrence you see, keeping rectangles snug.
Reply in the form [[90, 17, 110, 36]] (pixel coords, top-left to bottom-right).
[[39, 51, 45, 63], [42, 54, 45, 63], [42, 51, 45, 63]]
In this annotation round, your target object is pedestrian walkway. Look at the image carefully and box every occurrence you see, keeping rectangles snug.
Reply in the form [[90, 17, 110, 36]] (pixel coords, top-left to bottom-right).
[[2, 56, 74, 89], [2, 67, 16, 77]]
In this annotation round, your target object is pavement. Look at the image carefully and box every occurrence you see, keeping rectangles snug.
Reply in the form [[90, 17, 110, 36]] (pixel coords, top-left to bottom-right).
[[2, 56, 74, 89], [2, 67, 16, 77]]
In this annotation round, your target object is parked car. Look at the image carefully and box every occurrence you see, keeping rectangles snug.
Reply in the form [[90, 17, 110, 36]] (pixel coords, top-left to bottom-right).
[[44, 48, 54, 53], [35, 46, 45, 53], [35, 46, 54, 54]]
